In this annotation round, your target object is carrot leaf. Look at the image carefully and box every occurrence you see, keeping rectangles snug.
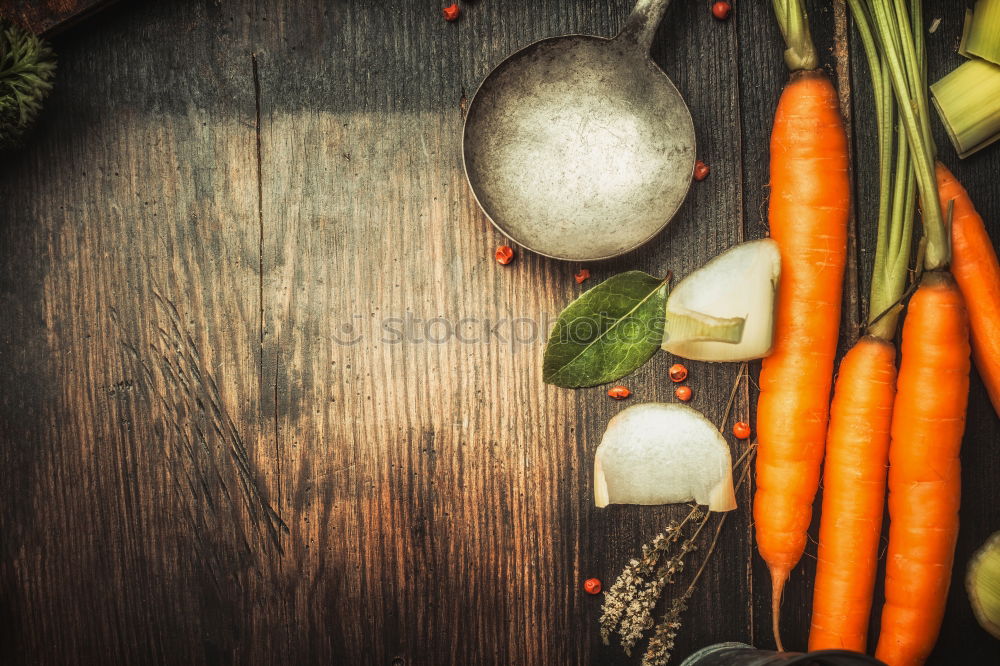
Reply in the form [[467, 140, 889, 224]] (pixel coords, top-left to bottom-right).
[[848, 0, 917, 339]]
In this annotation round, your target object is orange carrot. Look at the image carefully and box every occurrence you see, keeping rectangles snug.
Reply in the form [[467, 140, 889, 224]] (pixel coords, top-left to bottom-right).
[[875, 271, 970, 666], [936, 162, 1000, 418], [754, 67, 850, 649], [808, 337, 896, 652], [808, 3, 918, 650], [839, 4, 972, 663]]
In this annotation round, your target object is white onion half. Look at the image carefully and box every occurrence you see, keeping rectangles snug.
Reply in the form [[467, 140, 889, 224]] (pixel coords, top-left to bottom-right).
[[662, 238, 781, 362], [594, 403, 736, 512]]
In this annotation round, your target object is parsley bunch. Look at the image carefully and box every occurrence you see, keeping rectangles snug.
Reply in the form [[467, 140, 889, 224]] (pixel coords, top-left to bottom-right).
[[0, 21, 56, 151]]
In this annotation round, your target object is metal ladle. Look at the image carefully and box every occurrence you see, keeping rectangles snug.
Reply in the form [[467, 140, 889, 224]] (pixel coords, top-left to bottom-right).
[[463, 0, 696, 262]]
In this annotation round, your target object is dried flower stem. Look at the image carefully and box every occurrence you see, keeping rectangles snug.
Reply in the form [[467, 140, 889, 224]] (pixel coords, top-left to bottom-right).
[[602, 363, 757, 664], [600, 504, 705, 648], [642, 445, 758, 665], [689, 446, 756, 594], [717, 362, 749, 433]]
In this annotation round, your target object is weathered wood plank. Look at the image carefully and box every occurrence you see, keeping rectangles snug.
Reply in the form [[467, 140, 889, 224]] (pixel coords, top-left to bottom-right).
[[0, 1, 997, 664], [0, 1, 277, 663], [252, 1, 750, 663]]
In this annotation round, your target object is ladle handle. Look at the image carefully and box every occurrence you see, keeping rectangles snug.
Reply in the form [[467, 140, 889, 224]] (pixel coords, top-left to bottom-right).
[[616, 0, 673, 54]]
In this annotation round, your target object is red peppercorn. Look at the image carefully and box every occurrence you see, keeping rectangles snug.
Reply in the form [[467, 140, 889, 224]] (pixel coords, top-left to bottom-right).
[[733, 421, 751, 440], [495, 245, 515, 265], [712, 2, 732, 20], [669, 363, 688, 383], [608, 385, 631, 400], [443, 3, 461, 21], [675, 385, 693, 402], [575, 268, 591, 284], [693, 160, 711, 181], [583, 578, 602, 595]]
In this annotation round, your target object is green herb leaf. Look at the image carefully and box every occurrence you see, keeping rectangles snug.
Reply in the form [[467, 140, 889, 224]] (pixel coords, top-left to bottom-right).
[[0, 21, 57, 152], [543, 271, 667, 388]]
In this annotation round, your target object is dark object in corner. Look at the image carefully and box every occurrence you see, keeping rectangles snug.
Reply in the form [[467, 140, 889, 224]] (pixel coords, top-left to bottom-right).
[[680, 643, 886, 666], [0, 0, 117, 37]]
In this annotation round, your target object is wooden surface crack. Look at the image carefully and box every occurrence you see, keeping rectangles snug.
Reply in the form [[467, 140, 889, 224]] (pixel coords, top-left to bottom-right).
[[253, 52, 265, 350], [251, 51, 283, 542]]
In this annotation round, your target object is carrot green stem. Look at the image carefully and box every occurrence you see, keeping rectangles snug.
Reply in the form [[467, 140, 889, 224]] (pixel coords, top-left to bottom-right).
[[868, 0, 947, 271], [912, 0, 926, 86], [851, 0, 891, 287], [771, 0, 820, 71], [848, 0, 915, 340]]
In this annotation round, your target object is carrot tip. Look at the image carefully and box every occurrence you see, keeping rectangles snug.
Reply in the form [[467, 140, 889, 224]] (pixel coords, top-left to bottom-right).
[[771, 567, 789, 652]]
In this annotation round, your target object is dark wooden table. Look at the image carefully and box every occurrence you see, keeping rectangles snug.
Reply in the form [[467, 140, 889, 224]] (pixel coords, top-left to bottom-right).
[[1, 1, 998, 664]]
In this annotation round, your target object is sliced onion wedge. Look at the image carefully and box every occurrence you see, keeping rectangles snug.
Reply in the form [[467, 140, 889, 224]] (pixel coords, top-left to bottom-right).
[[594, 403, 736, 512], [663, 238, 781, 362]]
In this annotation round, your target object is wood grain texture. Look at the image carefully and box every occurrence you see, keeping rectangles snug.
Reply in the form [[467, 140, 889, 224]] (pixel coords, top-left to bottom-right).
[[0, 2, 277, 663], [0, 1, 997, 664], [251, 1, 750, 663]]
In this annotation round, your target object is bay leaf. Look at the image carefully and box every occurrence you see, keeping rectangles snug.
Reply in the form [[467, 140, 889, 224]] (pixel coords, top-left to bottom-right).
[[543, 271, 668, 388]]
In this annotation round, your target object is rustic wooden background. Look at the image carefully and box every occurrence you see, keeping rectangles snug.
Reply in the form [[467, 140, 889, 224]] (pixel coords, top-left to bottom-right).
[[1, 1, 998, 664]]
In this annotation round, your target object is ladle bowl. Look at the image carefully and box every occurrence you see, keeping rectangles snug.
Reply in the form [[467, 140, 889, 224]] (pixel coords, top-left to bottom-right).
[[463, 0, 696, 262]]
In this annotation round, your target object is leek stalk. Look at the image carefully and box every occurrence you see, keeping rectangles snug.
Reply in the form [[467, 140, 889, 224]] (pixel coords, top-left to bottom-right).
[[965, 0, 1000, 66], [932, 57, 1000, 158]]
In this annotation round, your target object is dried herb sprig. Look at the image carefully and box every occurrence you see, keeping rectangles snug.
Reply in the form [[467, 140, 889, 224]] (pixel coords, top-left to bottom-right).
[[641, 595, 689, 666], [619, 509, 712, 654], [0, 21, 56, 151], [600, 505, 704, 649], [640, 444, 757, 666], [600, 365, 755, 664], [599, 502, 719, 659]]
